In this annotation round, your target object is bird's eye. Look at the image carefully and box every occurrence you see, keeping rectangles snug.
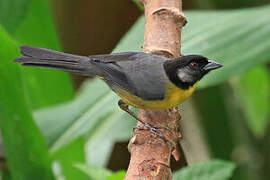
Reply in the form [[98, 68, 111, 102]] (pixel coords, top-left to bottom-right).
[[189, 62, 199, 69]]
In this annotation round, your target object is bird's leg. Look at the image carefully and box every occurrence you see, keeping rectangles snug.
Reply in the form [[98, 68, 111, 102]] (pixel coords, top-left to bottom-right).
[[118, 100, 172, 141], [118, 100, 147, 125]]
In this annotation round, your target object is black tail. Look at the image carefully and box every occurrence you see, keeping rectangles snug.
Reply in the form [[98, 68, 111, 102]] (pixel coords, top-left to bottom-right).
[[13, 46, 100, 76]]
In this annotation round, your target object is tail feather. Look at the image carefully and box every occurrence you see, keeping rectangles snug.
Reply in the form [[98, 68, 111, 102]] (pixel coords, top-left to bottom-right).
[[13, 46, 100, 76]]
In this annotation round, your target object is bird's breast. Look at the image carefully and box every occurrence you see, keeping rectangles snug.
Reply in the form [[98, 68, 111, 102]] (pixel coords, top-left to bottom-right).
[[115, 81, 198, 109], [164, 81, 198, 108]]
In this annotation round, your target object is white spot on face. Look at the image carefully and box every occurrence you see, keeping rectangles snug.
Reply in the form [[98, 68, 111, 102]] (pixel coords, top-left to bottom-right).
[[177, 68, 193, 82]]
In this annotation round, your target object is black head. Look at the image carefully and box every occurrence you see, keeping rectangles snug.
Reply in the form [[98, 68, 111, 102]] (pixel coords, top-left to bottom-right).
[[164, 55, 222, 89]]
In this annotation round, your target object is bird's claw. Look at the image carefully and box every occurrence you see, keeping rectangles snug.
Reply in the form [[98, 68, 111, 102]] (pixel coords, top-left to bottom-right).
[[134, 123, 166, 141]]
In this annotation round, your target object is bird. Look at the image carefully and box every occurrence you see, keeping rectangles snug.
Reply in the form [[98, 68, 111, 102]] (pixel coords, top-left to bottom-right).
[[14, 46, 222, 135]]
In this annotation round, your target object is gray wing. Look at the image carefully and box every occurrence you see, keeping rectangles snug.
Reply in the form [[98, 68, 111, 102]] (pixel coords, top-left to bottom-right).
[[93, 53, 169, 100], [117, 57, 169, 100], [89, 52, 165, 62]]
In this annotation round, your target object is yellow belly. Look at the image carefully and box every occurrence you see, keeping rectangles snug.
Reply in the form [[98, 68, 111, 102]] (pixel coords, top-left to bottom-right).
[[116, 82, 198, 109]]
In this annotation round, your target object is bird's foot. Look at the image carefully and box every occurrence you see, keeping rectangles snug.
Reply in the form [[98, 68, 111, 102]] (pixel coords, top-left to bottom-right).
[[134, 123, 167, 141]]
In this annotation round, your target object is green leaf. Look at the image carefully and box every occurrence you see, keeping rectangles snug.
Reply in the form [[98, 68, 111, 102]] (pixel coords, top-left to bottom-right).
[[1, 170, 12, 180], [35, 79, 135, 166], [0, 26, 54, 180], [114, 5, 270, 88], [0, 0, 74, 109], [3, 0, 60, 49], [193, 86, 235, 160], [74, 164, 112, 180], [183, 7, 270, 88], [173, 160, 236, 180], [232, 66, 270, 137], [107, 171, 126, 180], [17, 0, 74, 109], [0, 0, 29, 33], [51, 138, 89, 180]]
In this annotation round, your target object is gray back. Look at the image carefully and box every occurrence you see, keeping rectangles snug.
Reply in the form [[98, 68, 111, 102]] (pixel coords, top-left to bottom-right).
[[92, 53, 170, 101], [119, 57, 169, 100]]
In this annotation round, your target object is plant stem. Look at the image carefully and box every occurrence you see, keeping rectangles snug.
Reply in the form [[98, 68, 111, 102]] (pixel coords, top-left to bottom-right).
[[125, 0, 186, 179]]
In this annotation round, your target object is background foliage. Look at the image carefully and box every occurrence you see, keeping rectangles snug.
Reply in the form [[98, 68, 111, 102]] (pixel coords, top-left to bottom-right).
[[0, 0, 269, 179]]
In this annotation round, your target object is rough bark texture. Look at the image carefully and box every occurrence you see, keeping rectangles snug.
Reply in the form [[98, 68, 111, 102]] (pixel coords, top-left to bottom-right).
[[125, 0, 186, 179]]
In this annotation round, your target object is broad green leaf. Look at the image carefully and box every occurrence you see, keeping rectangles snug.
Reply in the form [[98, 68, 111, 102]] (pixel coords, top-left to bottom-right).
[[51, 138, 88, 180], [190, 0, 266, 9], [173, 160, 236, 180], [0, 26, 54, 180], [232, 66, 270, 137], [0, 0, 29, 33], [0, 0, 74, 109], [107, 171, 126, 180], [35, 79, 113, 146], [114, 5, 270, 88], [1, 170, 12, 180], [183, 7, 270, 88], [1, 0, 60, 49], [35, 79, 135, 166], [193, 85, 235, 160], [74, 164, 112, 180]]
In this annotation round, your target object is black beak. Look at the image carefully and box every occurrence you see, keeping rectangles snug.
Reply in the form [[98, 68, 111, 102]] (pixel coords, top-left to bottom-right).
[[203, 60, 223, 71]]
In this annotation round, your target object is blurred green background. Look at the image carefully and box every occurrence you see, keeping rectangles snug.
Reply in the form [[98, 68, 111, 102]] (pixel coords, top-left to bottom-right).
[[0, 0, 270, 179]]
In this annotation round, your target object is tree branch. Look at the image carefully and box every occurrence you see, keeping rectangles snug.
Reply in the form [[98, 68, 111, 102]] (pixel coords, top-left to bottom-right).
[[125, 0, 186, 179]]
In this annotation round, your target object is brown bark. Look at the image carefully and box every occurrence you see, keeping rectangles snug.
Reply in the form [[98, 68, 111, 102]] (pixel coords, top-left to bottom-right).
[[125, 0, 186, 179]]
